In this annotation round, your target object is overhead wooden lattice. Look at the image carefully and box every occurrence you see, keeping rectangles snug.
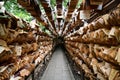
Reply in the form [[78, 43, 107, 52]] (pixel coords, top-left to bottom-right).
[[17, 0, 83, 37]]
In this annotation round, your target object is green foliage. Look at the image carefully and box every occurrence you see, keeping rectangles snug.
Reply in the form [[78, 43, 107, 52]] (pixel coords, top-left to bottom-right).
[[63, 0, 82, 8], [76, 0, 82, 8], [50, 0, 56, 9], [4, 0, 33, 22], [63, 0, 69, 8]]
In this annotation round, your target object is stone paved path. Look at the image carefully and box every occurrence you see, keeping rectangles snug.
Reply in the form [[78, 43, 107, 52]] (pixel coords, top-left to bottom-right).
[[41, 47, 75, 80]]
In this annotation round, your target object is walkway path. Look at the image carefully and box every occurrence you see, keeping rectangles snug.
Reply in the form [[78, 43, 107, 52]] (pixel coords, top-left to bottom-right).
[[41, 47, 75, 80]]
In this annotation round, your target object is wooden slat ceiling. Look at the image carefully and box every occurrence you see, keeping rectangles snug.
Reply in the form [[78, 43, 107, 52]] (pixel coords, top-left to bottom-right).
[[40, 0, 57, 35], [89, 0, 120, 22], [62, 7, 82, 36], [17, 0, 119, 37], [66, 0, 79, 21], [17, 0, 44, 24], [57, 0, 63, 16], [17, 0, 58, 37], [56, 0, 63, 33], [61, 0, 79, 36]]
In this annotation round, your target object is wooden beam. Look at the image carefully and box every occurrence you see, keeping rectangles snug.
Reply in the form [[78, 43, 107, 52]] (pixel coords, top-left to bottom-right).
[[88, 0, 120, 22], [61, 0, 79, 36], [66, 0, 79, 21], [40, 0, 58, 36], [56, 0, 63, 16], [56, 0, 63, 33], [17, 0, 56, 36], [17, 0, 43, 23]]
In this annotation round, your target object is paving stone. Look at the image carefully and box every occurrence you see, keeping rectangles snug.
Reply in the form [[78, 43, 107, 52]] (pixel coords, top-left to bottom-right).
[[41, 47, 75, 80]]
